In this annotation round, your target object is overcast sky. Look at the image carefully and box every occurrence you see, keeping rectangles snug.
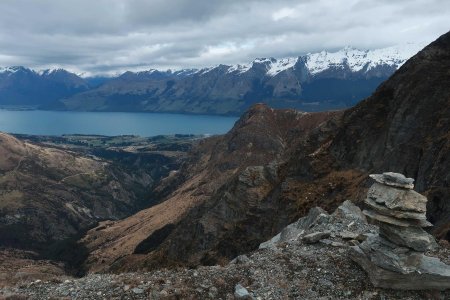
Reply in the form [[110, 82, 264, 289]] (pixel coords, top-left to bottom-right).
[[0, 0, 448, 76]]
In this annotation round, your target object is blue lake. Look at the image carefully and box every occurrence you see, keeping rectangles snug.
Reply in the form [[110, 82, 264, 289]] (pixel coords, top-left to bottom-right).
[[0, 110, 238, 136]]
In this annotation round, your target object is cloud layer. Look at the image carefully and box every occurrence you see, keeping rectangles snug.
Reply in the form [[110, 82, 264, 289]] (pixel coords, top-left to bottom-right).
[[0, 0, 448, 76]]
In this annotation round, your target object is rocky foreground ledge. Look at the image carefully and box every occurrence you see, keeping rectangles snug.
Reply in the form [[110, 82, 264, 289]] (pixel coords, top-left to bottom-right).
[[2, 175, 450, 299]]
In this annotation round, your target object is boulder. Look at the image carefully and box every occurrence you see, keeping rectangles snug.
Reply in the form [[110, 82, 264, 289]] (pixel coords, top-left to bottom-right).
[[379, 223, 438, 252], [357, 234, 424, 274], [259, 207, 328, 249], [351, 244, 450, 290], [333, 200, 367, 222]]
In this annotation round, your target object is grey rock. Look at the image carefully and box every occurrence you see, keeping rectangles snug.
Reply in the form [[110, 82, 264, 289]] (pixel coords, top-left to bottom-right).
[[339, 230, 359, 240], [364, 198, 428, 221], [358, 235, 422, 274], [303, 231, 331, 244], [363, 209, 432, 228], [132, 288, 144, 294], [234, 284, 251, 299], [331, 241, 346, 247], [333, 200, 367, 222], [351, 243, 450, 290], [348, 239, 360, 246], [230, 254, 251, 265], [259, 207, 328, 249], [369, 172, 414, 189], [367, 182, 427, 213], [379, 223, 438, 252]]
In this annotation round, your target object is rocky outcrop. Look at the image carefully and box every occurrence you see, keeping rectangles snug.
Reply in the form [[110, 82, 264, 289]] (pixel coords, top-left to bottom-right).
[[351, 173, 450, 290], [259, 207, 329, 249]]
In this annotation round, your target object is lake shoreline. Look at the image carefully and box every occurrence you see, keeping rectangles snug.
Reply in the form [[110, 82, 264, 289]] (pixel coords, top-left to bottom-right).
[[0, 109, 238, 137]]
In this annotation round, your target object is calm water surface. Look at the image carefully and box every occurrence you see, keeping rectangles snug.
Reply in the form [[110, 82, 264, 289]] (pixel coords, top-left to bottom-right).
[[0, 110, 238, 136]]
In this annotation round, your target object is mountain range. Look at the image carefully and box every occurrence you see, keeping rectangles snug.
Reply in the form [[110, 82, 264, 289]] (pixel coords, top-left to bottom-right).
[[0, 43, 424, 114]]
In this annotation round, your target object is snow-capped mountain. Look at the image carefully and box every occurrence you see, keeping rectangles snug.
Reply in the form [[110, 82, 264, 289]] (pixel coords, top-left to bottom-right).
[[1, 42, 427, 114], [304, 43, 426, 74], [190, 42, 425, 78]]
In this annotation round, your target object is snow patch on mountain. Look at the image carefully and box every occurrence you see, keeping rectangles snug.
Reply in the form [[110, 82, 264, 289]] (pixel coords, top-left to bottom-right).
[[305, 43, 426, 75], [0, 66, 23, 75], [173, 69, 199, 76], [196, 66, 217, 75], [266, 57, 298, 76], [227, 63, 251, 74], [38, 69, 67, 76]]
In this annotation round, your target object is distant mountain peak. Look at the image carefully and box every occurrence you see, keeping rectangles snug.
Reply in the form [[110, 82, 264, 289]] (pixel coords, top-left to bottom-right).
[[38, 68, 71, 76], [304, 42, 427, 75], [187, 43, 426, 79], [0, 66, 30, 74]]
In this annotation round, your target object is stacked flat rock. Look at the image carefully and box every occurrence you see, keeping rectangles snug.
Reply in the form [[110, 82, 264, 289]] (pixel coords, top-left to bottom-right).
[[351, 172, 450, 290], [365, 172, 436, 251]]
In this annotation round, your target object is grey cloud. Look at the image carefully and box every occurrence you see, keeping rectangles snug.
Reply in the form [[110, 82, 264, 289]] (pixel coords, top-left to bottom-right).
[[0, 0, 448, 75]]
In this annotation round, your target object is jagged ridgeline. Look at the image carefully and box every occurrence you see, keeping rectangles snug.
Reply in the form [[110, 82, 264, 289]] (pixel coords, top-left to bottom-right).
[[81, 32, 450, 275], [0, 43, 422, 114]]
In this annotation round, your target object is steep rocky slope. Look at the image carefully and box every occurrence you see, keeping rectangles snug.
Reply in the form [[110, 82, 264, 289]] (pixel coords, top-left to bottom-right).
[[0, 132, 148, 252], [82, 106, 338, 272], [83, 31, 450, 273], [0, 132, 194, 275]]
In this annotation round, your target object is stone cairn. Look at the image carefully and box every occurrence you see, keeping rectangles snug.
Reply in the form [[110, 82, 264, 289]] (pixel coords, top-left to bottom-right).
[[351, 172, 450, 290]]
